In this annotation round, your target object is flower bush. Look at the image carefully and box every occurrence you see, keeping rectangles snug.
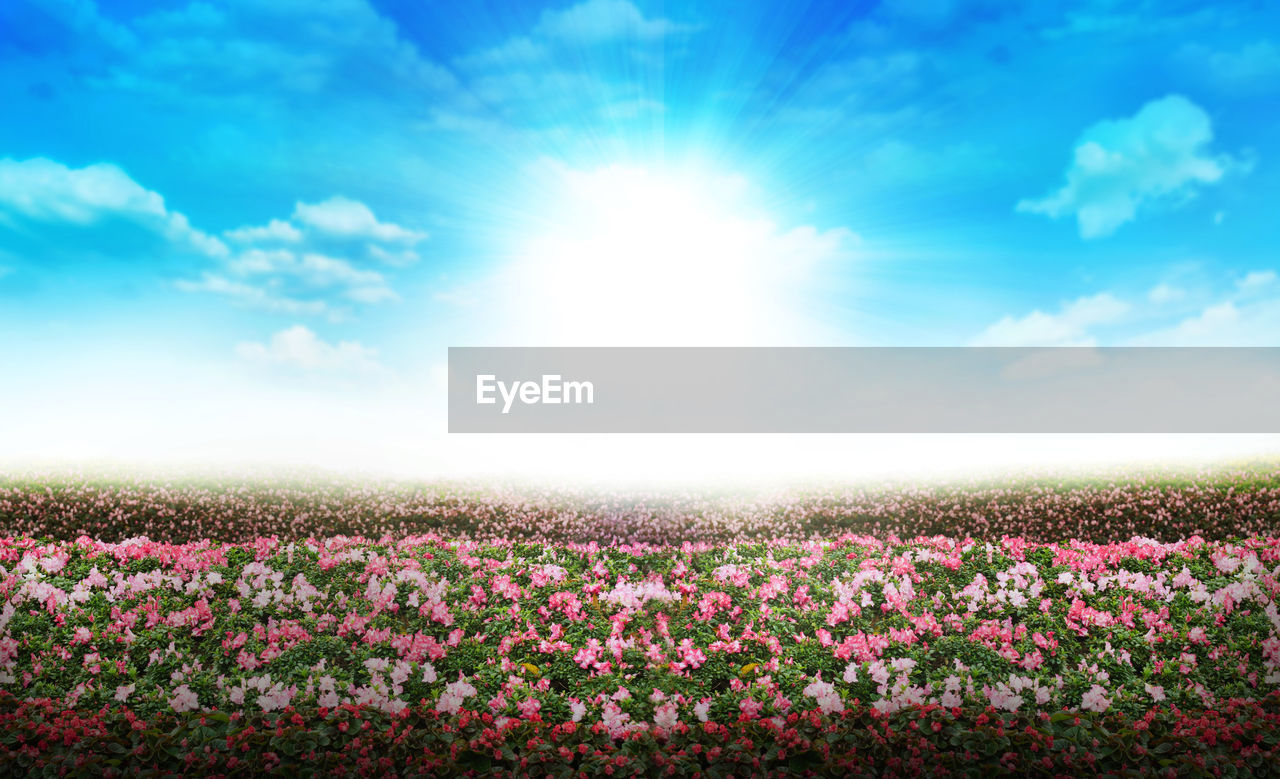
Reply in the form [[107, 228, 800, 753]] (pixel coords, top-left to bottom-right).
[[1, 481, 1279, 777]]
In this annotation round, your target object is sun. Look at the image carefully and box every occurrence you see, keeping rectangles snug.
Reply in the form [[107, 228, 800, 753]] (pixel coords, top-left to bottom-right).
[[488, 162, 850, 346]]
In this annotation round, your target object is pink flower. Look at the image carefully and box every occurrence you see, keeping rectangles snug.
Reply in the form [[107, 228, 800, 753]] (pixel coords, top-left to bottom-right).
[[983, 683, 1022, 712], [654, 701, 679, 730], [168, 684, 199, 713], [803, 679, 843, 714], [674, 638, 707, 670], [1080, 684, 1110, 712], [529, 564, 568, 587], [436, 679, 477, 715]]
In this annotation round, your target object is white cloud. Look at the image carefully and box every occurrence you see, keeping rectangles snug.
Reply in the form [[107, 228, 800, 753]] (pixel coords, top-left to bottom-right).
[[971, 293, 1129, 346], [229, 249, 390, 290], [535, 0, 693, 43], [0, 158, 162, 223], [224, 219, 302, 243], [1131, 301, 1260, 345], [448, 0, 690, 128], [221, 248, 398, 308], [468, 69, 612, 114], [455, 36, 546, 70], [1129, 275, 1280, 346], [176, 273, 340, 320], [344, 285, 399, 304], [0, 156, 404, 318], [979, 270, 1280, 348], [1176, 41, 1280, 94], [22, 0, 138, 52], [0, 157, 227, 257], [235, 325, 381, 373], [1040, 7, 1220, 42], [226, 248, 296, 275], [367, 245, 419, 266], [292, 196, 426, 244], [112, 0, 456, 98], [1017, 95, 1246, 239], [973, 266, 1280, 348], [188, 197, 423, 315], [1148, 283, 1186, 304], [296, 253, 388, 289], [1238, 270, 1277, 292], [1175, 301, 1239, 338]]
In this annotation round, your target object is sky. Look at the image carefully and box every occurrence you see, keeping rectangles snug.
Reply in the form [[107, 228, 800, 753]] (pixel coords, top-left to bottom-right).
[[1, 0, 1279, 483]]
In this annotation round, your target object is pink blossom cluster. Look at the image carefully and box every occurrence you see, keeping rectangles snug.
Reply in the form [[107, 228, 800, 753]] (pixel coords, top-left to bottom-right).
[[1, 529, 1278, 734]]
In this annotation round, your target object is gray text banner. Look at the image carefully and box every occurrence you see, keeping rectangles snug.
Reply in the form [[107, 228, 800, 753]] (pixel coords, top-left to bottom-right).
[[447, 347, 1280, 433]]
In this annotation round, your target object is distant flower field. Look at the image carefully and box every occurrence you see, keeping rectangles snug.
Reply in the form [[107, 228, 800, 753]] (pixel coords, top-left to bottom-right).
[[2, 469, 1280, 776], [5, 466, 1280, 545]]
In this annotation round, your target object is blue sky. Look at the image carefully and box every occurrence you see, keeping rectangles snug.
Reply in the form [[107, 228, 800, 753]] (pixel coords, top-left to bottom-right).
[[1, 0, 1279, 478]]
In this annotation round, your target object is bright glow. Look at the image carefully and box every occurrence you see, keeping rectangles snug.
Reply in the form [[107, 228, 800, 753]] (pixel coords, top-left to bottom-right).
[[3, 343, 1276, 487], [489, 162, 856, 346]]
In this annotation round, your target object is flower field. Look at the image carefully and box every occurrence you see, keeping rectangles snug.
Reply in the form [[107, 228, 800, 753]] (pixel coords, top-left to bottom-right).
[[2, 468, 1280, 776]]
